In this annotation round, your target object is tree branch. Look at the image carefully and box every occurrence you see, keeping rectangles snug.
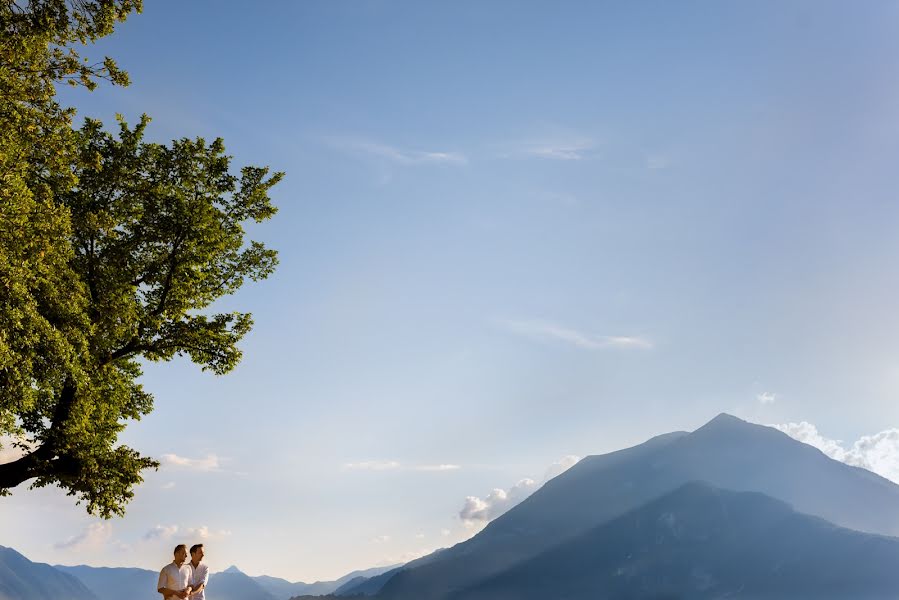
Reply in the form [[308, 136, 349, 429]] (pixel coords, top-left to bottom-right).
[[0, 379, 78, 490], [151, 234, 184, 318]]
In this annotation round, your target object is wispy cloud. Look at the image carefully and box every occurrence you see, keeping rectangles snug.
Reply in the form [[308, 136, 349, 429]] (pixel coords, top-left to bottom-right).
[[499, 319, 653, 351], [412, 464, 462, 472], [55, 523, 114, 550], [773, 421, 899, 483], [343, 461, 461, 472], [458, 455, 580, 530], [497, 133, 595, 161], [523, 140, 593, 160], [646, 154, 671, 170], [325, 136, 467, 166], [343, 460, 402, 471], [161, 453, 221, 472]]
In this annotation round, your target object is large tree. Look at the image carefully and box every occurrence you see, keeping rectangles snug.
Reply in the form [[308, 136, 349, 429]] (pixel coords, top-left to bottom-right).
[[0, 1, 282, 517]]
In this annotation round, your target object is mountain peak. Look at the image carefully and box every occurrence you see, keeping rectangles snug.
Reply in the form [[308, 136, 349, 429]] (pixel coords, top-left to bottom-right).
[[692, 412, 754, 434], [687, 413, 787, 444], [222, 565, 243, 574], [707, 412, 744, 425]]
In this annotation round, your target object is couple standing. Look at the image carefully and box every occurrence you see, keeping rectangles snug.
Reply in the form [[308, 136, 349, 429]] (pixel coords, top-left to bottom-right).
[[157, 543, 209, 599]]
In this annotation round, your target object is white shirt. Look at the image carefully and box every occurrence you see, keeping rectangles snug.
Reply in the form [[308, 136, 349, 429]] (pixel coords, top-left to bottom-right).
[[188, 562, 210, 600], [157, 562, 192, 600]]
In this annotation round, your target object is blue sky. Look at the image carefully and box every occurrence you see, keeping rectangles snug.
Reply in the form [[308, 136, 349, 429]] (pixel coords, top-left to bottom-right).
[[3, 0, 899, 582]]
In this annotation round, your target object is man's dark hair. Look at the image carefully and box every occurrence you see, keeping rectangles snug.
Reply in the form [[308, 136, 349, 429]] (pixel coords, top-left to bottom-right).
[[174, 544, 187, 555], [190, 544, 204, 555]]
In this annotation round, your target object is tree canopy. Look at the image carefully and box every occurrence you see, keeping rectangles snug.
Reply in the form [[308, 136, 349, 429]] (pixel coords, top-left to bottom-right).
[[0, 0, 282, 517]]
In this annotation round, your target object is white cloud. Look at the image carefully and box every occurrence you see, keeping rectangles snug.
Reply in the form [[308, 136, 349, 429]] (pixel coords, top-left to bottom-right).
[[500, 319, 653, 351], [543, 455, 581, 481], [414, 533, 425, 539], [772, 422, 850, 461], [142, 524, 228, 543], [371, 535, 391, 544], [440, 528, 451, 537], [757, 392, 777, 404], [458, 455, 581, 529], [143, 524, 179, 541], [772, 421, 899, 483], [460, 478, 537, 528], [161, 481, 176, 490], [186, 525, 232, 540], [160, 453, 220, 472], [55, 523, 113, 550], [325, 137, 467, 166]]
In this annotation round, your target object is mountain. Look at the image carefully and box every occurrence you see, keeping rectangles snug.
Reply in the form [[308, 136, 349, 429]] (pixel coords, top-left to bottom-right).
[[54, 565, 158, 600], [378, 414, 899, 599], [333, 567, 400, 596], [256, 564, 401, 598], [204, 570, 277, 600], [333, 576, 366, 595], [451, 482, 899, 600], [0, 546, 97, 600], [255, 574, 314, 599]]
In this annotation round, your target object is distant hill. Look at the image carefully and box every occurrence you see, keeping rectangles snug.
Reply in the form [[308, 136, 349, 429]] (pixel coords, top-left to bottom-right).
[[452, 482, 899, 600], [54, 565, 159, 600], [333, 567, 402, 596], [0, 546, 97, 600], [378, 414, 899, 599], [256, 564, 400, 598], [336, 550, 451, 597]]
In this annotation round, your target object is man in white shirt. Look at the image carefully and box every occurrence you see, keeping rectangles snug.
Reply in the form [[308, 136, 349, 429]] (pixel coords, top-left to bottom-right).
[[187, 544, 209, 599], [157, 544, 193, 600]]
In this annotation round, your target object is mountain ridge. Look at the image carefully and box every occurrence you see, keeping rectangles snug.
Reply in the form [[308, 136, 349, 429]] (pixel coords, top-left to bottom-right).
[[450, 481, 899, 599], [377, 413, 899, 599], [0, 546, 98, 600]]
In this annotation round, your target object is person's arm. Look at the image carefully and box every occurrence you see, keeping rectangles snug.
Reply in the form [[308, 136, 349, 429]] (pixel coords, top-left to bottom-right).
[[156, 578, 191, 599], [189, 567, 208, 596], [158, 587, 191, 599], [158, 569, 173, 597]]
